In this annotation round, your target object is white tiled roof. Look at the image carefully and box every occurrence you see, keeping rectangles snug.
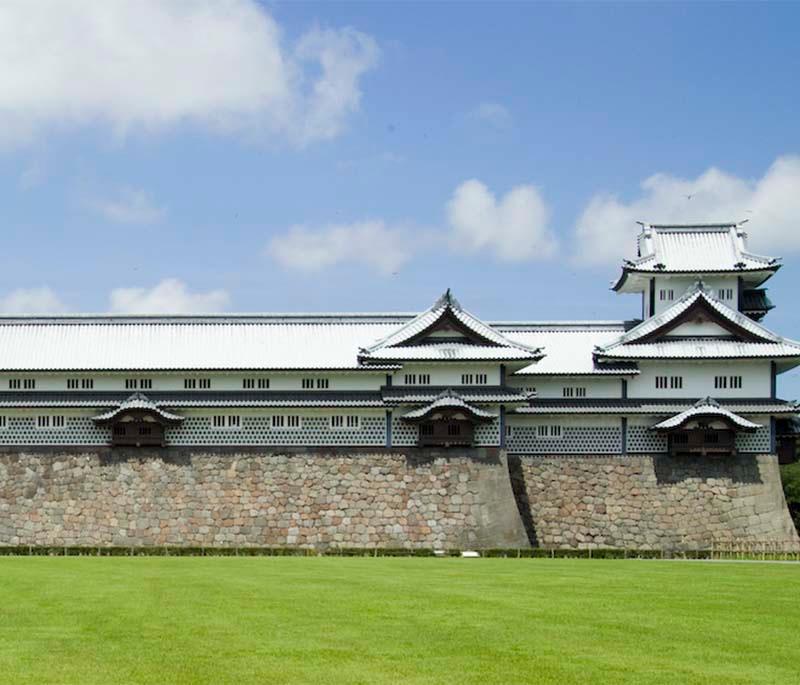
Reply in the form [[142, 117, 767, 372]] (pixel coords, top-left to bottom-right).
[[650, 397, 761, 431], [596, 283, 800, 360], [0, 318, 408, 371], [92, 393, 184, 423], [624, 223, 779, 273], [499, 323, 637, 375], [401, 390, 497, 420], [360, 291, 541, 363], [595, 340, 800, 360]]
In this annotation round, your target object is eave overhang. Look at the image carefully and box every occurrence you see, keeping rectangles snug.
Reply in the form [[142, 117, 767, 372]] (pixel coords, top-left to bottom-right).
[[0, 391, 387, 410], [401, 390, 497, 423], [513, 398, 798, 416], [382, 386, 530, 405], [92, 393, 184, 425], [649, 397, 761, 432], [612, 265, 780, 293]]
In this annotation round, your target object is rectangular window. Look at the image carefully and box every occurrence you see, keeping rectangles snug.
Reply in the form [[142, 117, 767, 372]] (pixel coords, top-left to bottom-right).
[[461, 374, 474, 384], [316, 378, 329, 389], [68, 378, 93, 389], [125, 379, 138, 389], [536, 425, 562, 439], [730, 375, 742, 389], [198, 378, 211, 389], [8, 379, 21, 389], [659, 289, 675, 301], [184, 378, 197, 389], [718, 288, 734, 300], [302, 378, 314, 389], [475, 373, 488, 385], [243, 378, 270, 389], [575, 387, 586, 398], [329, 415, 360, 429], [563, 387, 585, 398], [0, 416, 6, 429], [140, 379, 152, 390], [655, 376, 668, 389], [420, 424, 434, 437], [271, 415, 302, 429], [403, 373, 431, 385], [714, 375, 727, 389], [37, 415, 65, 429], [216, 415, 240, 429], [23, 379, 35, 389], [670, 376, 683, 389], [505, 424, 514, 437]]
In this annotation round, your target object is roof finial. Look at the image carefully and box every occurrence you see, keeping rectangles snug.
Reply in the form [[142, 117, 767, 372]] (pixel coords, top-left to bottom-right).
[[434, 288, 461, 310]]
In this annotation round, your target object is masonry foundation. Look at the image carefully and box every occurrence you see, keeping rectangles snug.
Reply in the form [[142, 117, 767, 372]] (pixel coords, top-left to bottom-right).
[[0, 448, 795, 550]]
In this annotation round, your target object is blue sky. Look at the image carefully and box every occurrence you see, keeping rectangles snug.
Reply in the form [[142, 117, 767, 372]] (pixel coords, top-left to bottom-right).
[[1, 1, 800, 390]]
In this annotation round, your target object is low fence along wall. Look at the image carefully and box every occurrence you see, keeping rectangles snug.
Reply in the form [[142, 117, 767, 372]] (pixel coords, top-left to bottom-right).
[[0, 448, 796, 550]]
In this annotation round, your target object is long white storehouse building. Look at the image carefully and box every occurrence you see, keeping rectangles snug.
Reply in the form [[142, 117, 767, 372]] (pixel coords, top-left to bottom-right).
[[0, 222, 798, 458]]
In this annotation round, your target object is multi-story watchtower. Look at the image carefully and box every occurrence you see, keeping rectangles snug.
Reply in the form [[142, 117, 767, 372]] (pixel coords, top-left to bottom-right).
[[612, 222, 779, 321]]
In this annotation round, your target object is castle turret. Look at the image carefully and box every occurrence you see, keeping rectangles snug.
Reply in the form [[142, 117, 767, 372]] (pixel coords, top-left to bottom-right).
[[612, 222, 780, 321]]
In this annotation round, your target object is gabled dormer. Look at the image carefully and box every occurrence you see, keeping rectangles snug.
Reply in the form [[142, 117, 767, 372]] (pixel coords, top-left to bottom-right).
[[358, 290, 542, 365], [595, 282, 800, 367]]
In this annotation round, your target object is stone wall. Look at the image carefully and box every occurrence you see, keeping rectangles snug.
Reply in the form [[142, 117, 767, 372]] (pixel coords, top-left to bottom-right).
[[0, 448, 528, 549], [512, 453, 799, 549], [0, 448, 796, 550]]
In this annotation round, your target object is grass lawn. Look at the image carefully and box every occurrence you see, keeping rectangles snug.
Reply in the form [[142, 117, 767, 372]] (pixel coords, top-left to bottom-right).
[[0, 558, 797, 684]]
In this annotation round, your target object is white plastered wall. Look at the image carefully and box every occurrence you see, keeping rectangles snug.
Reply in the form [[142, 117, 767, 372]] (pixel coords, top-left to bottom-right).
[[628, 361, 771, 398]]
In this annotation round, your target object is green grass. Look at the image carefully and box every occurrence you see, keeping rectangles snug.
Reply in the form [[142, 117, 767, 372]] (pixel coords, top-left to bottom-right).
[[0, 558, 798, 684]]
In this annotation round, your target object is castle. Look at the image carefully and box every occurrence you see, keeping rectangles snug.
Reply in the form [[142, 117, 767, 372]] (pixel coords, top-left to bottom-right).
[[0, 223, 797, 550]]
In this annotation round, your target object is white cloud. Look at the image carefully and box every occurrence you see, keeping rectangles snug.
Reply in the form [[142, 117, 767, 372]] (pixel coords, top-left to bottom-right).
[[268, 180, 557, 272], [446, 179, 556, 261], [0, 287, 67, 314], [268, 221, 413, 275], [574, 155, 800, 265], [84, 187, 165, 224], [468, 102, 512, 129], [108, 278, 229, 314], [0, 1, 378, 147]]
